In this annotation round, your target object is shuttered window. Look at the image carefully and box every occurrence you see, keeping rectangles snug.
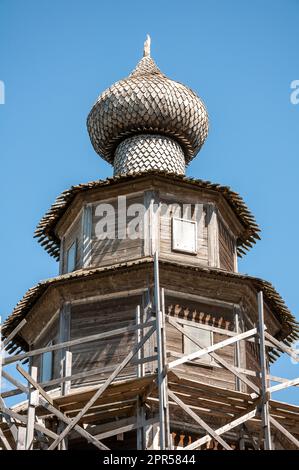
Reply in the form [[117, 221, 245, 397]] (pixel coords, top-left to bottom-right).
[[183, 325, 213, 365], [172, 217, 197, 254]]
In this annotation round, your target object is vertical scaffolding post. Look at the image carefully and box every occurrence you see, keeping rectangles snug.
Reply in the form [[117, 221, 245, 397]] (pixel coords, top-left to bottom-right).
[[234, 307, 241, 392], [154, 252, 169, 450], [257, 291, 272, 450], [25, 365, 39, 449], [136, 305, 144, 449], [161, 287, 171, 449]]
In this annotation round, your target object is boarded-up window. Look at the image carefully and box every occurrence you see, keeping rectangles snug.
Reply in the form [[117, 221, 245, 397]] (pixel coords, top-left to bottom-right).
[[183, 325, 213, 365], [67, 241, 77, 272], [172, 218, 197, 254]]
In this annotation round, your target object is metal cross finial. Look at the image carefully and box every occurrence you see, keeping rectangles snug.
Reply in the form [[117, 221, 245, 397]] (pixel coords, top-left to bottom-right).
[[143, 34, 151, 57]]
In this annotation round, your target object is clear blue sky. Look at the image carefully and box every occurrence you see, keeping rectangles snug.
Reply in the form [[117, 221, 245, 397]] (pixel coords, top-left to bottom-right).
[[0, 0, 298, 404]]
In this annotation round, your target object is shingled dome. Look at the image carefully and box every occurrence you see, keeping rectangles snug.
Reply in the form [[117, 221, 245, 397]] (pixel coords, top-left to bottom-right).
[[87, 36, 209, 174]]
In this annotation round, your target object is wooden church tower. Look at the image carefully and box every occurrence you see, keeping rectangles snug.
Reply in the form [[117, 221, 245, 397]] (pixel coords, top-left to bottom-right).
[[1, 36, 299, 451]]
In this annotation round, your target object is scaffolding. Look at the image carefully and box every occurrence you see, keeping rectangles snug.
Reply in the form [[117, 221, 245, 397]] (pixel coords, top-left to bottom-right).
[[1, 253, 299, 451]]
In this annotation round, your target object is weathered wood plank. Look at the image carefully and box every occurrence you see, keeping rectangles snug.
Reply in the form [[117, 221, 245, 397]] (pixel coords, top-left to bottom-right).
[[48, 324, 156, 450], [3, 320, 155, 365], [167, 317, 259, 394], [185, 407, 257, 450], [270, 416, 299, 449], [168, 390, 232, 450]]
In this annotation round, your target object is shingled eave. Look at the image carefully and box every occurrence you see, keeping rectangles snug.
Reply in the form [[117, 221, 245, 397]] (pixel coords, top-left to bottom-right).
[[2, 258, 297, 362], [34, 171, 261, 261]]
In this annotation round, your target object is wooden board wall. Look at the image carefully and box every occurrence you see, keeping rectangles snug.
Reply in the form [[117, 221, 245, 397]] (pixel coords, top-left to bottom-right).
[[165, 296, 236, 390], [218, 215, 235, 272], [91, 196, 144, 267], [159, 198, 208, 266], [69, 295, 144, 385]]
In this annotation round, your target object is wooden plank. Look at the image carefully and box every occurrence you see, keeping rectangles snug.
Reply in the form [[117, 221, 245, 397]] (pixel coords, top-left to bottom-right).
[[25, 366, 39, 449], [0, 405, 59, 441], [185, 407, 257, 450], [168, 325, 257, 369], [136, 306, 143, 378], [16, 426, 26, 450], [258, 291, 272, 450], [234, 307, 241, 391], [165, 289, 236, 308], [62, 351, 72, 396], [136, 303, 144, 450], [167, 317, 260, 394], [2, 369, 28, 394], [3, 320, 155, 365], [0, 428, 12, 450], [48, 324, 156, 450], [0, 397, 18, 443], [168, 390, 232, 450], [268, 377, 299, 394], [16, 364, 54, 405], [154, 252, 168, 450], [270, 416, 299, 449], [16, 376, 109, 450], [95, 417, 158, 441], [161, 287, 171, 450]]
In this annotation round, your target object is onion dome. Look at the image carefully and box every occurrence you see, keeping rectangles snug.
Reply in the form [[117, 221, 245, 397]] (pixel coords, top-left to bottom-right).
[[87, 36, 209, 175]]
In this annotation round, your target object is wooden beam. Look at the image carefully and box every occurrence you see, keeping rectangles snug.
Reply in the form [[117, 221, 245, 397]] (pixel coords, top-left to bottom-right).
[[61, 351, 72, 396], [168, 327, 257, 370], [0, 397, 18, 443], [161, 287, 171, 449], [12, 369, 109, 450], [25, 366, 39, 450], [258, 291, 272, 450], [270, 416, 299, 449], [154, 252, 169, 450], [0, 404, 58, 441], [2, 355, 158, 399], [136, 305, 143, 379], [16, 426, 26, 450], [185, 407, 257, 450], [168, 390, 232, 450], [167, 316, 260, 394], [268, 377, 299, 394], [234, 307, 241, 391], [0, 428, 12, 450], [95, 417, 158, 441], [16, 364, 54, 405], [48, 324, 156, 450], [172, 316, 273, 347], [3, 320, 155, 365]]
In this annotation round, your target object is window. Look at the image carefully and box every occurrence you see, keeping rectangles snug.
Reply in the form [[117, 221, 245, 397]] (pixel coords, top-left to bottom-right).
[[41, 342, 53, 383], [172, 217, 197, 254], [66, 241, 77, 272], [183, 324, 213, 365]]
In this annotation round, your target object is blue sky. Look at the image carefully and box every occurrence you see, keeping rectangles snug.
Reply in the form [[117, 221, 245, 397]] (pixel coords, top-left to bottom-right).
[[0, 0, 298, 404]]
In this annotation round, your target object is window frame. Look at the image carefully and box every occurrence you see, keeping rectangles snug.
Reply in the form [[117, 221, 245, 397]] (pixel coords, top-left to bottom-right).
[[66, 240, 77, 272], [172, 217, 198, 255], [40, 341, 54, 383], [183, 323, 214, 366]]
